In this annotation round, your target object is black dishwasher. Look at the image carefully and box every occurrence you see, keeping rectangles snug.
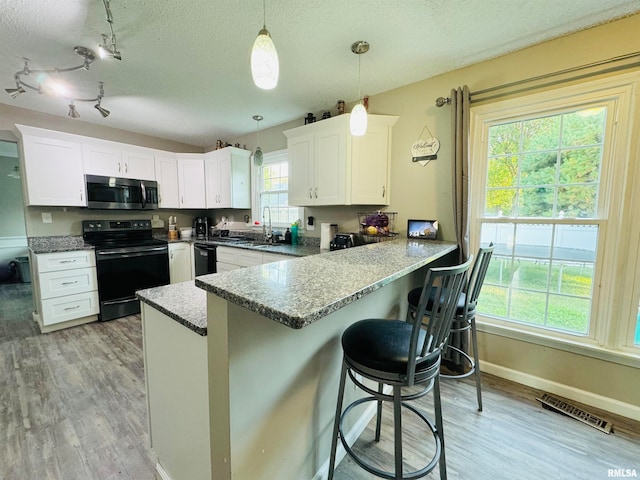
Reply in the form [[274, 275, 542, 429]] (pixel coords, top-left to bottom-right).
[[194, 243, 216, 276]]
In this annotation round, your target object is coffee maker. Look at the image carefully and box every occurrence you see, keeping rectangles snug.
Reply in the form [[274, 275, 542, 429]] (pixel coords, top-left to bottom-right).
[[193, 217, 209, 238]]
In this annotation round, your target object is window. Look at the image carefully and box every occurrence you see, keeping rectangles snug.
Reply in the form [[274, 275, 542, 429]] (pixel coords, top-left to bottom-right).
[[470, 75, 639, 357], [252, 149, 303, 227], [478, 108, 606, 336]]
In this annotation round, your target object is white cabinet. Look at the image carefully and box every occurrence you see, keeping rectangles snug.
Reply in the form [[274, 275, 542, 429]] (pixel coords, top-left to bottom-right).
[[16, 127, 86, 207], [169, 242, 193, 284], [205, 147, 251, 209], [121, 148, 156, 180], [155, 153, 180, 209], [83, 141, 155, 180], [284, 114, 397, 206], [177, 154, 206, 209], [31, 250, 99, 332]]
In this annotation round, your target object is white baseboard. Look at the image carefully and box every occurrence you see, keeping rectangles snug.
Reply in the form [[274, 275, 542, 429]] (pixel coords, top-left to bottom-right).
[[481, 361, 640, 422], [155, 462, 172, 480]]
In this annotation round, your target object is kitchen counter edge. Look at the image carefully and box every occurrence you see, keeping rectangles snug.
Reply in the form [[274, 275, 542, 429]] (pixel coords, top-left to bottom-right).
[[195, 239, 457, 330]]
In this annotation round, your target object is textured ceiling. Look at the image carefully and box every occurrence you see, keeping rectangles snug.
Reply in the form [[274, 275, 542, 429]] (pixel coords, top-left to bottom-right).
[[1, 0, 639, 147]]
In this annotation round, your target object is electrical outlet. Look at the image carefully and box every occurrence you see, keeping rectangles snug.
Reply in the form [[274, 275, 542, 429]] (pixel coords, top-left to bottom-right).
[[42, 212, 52, 223]]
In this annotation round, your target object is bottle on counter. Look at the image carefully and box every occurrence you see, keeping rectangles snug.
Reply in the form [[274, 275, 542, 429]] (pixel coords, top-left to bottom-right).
[[290, 224, 298, 245], [284, 228, 292, 245]]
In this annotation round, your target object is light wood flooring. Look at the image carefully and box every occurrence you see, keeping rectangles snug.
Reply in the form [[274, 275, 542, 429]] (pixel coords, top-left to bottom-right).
[[1, 282, 639, 480]]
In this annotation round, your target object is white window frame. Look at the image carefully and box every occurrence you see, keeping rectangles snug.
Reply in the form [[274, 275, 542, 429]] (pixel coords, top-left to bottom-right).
[[251, 149, 304, 230], [470, 72, 640, 366]]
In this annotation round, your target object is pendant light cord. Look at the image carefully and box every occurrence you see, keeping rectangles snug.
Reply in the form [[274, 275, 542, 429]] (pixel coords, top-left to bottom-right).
[[357, 53, 362, 103], [263, 0, 267, 28]]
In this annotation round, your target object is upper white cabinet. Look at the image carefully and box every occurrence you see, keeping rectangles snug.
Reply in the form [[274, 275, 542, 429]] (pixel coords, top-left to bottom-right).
[[83, 141, 155, 180], [155, 153, 180, 209], [176, 154, 206, 209], [15, 125, 86, 207], [284, 114, 397, 206], [204, 147, 251, 209]]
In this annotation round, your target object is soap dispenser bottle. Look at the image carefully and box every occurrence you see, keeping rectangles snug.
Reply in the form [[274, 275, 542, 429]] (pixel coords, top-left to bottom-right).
[[284, 228, 292, 245]]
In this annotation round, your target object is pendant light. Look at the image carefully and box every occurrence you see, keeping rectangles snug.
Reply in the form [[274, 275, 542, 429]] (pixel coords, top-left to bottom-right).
[[253, 115, 264, 166], [251, 0, 279, 90], [350, 41, 369, 137]]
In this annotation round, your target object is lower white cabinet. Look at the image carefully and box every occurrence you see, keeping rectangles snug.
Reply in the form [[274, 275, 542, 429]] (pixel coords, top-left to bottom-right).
[[31, 250, 99, 332], [216, 247, 290, 272], [169, 242, 193, 284]]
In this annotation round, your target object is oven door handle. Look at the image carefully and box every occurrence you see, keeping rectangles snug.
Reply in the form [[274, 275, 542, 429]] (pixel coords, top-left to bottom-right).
[[96, 246, 168, 259]]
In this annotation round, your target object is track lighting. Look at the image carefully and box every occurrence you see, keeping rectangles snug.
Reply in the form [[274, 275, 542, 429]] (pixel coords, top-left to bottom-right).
[[68, 102, 80, 118], [350, 41, 369, 137], [4, 0, 119, 119], [98, 0, 122, 61], [253, 115, 264, 166], [251, 0, 279, 90]]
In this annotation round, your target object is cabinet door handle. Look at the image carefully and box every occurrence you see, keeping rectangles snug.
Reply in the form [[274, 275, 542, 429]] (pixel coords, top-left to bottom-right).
[[314, 187, 318, 199], [170, 252, 174, 259], [309, 188, 312, 199], [118, 162, 121, 172], [125, 163, 128, 173], [181, 196, 184, 204], [59, 259, 77, 264], [382, 186, 386, 198], [64, 305, 80, 311], [61, 281, 79, 285], [80, 191, 83, 201]]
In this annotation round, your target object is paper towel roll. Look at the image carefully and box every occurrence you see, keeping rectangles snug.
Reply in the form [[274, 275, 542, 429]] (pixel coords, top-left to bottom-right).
[[321, 223, 338, 250]]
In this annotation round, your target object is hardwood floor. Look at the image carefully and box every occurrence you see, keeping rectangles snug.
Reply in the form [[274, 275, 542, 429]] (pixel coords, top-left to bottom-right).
[[0, 282, 156, 480], [1, 282, 638, 480]]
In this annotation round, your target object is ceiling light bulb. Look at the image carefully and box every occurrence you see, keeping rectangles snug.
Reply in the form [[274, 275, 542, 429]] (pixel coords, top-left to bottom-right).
[[98, 44, 109, 60], [48, 79, 69, 97], [251, 27, 279, 90], [350, 103, 368, 136]]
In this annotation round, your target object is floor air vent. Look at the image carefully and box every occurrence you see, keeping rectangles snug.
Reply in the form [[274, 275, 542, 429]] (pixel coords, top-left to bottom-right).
[[536, 393, 613, 434]]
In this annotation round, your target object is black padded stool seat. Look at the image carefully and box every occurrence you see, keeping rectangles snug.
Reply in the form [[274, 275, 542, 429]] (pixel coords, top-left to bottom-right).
[[342, 319, 435, 377], [407, 244, 494, 411], [328, 258, 473, 480]]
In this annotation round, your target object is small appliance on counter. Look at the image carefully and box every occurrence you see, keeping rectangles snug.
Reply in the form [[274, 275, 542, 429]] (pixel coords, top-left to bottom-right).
[[193, 217, 210, 238], [329, 233, 365, 251], [320, 223, 338, 250]]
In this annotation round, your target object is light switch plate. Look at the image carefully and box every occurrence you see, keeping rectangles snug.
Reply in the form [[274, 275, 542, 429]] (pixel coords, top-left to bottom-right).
[[42, 212, 52, 223]]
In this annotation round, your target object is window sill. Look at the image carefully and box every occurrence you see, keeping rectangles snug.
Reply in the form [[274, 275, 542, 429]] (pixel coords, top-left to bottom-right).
[[477, 319, 640, 369]]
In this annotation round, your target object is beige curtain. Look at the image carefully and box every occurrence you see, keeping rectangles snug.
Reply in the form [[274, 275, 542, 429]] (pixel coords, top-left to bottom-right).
[[451, 86, 471, 263]]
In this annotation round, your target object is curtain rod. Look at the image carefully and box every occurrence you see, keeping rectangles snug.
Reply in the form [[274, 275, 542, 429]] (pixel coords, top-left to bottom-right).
[[435, 50, 640, 107]]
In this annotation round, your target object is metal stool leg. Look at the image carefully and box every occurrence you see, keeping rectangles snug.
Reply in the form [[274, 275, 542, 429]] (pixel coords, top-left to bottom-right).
[[433, 374, 447, 480], [469, 315, 483, 411], [393, 385, 403, 479], [375, 382, 384, 442], [328, 359, 348, 480]]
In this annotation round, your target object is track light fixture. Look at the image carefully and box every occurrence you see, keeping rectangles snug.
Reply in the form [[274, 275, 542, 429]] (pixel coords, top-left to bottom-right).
[[68, 102, 80, 118], [4, 49, 109, 119], [98, 0, 122, 60]]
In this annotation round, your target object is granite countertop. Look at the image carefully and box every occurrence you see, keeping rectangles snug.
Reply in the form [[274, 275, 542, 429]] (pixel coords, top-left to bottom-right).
[[29, 236, 94, 254], [136, 281, 207, 336], [195, 239, 457, 330]]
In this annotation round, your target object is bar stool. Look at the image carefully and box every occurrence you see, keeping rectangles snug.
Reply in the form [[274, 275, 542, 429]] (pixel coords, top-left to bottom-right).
[[328, 258, 472, 480], [407, 244, 494, 411]]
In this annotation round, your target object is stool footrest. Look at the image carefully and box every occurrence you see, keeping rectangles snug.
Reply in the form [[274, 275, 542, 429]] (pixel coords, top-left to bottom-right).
[[339, 396, 441, 480]]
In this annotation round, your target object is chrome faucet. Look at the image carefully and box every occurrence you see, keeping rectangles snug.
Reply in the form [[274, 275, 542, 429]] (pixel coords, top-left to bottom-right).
[[262, 206, 273, 243]]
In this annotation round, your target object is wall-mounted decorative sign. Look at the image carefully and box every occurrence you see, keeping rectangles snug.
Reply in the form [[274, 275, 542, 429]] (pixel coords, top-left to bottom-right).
[[412, 125, 440, 166]]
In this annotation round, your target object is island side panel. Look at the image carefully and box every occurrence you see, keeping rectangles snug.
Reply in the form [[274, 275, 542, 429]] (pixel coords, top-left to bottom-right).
[[142, 304, 211, 480], [206, 268, 425, 480]]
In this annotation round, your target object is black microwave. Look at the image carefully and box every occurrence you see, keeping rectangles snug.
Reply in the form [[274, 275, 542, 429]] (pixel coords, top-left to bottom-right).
[[85, 175, 159, 210]]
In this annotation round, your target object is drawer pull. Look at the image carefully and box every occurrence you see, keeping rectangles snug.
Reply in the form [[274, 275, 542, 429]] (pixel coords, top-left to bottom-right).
[[64, 305, 80, 311], [61, 281, 79, 285], [59, 259, 78, 264]]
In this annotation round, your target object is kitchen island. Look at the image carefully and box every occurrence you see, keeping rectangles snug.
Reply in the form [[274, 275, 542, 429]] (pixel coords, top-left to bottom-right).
[[137, 239, 457, 480]]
